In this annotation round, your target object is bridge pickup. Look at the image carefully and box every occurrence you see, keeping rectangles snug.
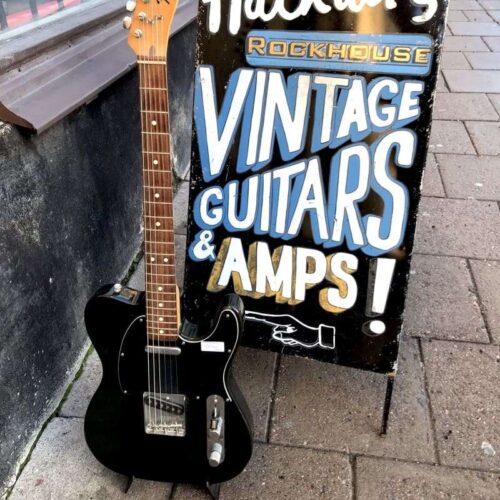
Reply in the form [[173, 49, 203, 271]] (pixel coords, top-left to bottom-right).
[[145, 346, 181, 356], [143, 393, 186, 437]]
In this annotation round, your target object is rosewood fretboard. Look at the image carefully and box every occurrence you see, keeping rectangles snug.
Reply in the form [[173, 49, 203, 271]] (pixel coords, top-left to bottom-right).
[[138, 57, 179, 342]]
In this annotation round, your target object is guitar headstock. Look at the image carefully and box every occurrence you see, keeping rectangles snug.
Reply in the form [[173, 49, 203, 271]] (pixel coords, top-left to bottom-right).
[[123, 0, 178, 59]]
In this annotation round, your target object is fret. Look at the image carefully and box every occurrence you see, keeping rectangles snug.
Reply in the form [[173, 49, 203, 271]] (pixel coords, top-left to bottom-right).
[[142, 151, 171, 155], [141, 110, 168, 114], [147, 321, 179, 326], [146, 301, 178, 305], [145, 274, 177, 278], [144, 215, 174, 219], [138, 59, 166, 64]]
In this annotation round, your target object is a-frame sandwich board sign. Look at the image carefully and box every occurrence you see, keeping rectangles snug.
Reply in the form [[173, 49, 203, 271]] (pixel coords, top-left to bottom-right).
[[182, 0, 448, 432]]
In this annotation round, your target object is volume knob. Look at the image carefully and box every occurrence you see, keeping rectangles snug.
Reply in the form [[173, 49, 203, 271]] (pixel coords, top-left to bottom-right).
[[209, 443, 223, 467], [122, 16, 132, 29]]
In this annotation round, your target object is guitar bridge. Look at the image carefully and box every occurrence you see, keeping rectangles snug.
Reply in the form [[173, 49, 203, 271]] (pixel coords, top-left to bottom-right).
[[143, 393, 186, 437]]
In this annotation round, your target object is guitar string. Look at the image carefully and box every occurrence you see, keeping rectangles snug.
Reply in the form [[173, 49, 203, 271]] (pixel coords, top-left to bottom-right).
[[165, 58, 180, 403], [144, 8, 159, 430], [139, 19, 152, 432], [153, 6, 166, 430], [149, 0, 162, 430]]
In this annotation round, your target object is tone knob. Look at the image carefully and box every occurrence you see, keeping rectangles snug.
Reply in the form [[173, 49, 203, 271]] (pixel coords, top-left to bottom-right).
[[126, 0, 136, 11], [209, 443, 223, 467], [122, 16, 132, 29], [113, 283, 123, 294]]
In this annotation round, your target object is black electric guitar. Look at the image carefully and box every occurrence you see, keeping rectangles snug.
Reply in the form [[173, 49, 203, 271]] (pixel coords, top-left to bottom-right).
[[84, 0, 252, 491]]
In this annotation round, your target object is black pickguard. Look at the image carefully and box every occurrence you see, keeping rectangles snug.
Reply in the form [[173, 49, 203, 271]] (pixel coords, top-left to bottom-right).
[[84, 286, 253, 484]]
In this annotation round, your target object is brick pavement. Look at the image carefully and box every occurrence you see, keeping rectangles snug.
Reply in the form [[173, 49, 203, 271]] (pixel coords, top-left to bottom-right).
[[7, 1, 500, 498]]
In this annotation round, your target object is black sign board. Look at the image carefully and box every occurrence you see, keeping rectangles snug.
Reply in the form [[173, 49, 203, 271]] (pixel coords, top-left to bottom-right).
[[182, 0, 448, 374]]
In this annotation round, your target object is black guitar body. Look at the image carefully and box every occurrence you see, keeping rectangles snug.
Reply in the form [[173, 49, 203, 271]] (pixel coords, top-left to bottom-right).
[[84, 285, 253, 486]]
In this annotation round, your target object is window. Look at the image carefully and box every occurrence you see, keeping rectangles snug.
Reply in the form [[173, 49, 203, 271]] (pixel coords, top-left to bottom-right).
[[0, 0, 98, 32], [0, 0, 197, 131]]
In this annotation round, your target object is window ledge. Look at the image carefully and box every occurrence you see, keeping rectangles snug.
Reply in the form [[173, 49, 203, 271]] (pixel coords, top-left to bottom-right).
[[0, 0, 197, 132]]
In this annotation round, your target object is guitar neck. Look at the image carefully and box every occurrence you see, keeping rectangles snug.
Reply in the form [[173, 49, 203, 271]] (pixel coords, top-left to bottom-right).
[[138, 57, 179, 342]]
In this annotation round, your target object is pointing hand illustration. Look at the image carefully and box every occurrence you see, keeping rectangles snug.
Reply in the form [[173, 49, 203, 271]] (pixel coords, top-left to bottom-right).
[[245, 311, 335, 350]]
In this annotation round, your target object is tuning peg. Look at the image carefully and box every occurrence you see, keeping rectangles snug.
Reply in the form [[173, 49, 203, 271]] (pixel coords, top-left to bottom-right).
[[126, 0, 136, 11], [122, 16, 132, 29]]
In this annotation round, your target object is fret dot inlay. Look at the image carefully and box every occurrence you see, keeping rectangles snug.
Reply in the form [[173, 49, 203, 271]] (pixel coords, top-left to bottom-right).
[[155, 222, 161, 227], [153, 160, 159, 165], [155, 193, 160, 198]]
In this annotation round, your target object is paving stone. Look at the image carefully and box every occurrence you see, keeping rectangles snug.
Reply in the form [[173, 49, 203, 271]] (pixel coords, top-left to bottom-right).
[[414, 197, 500, 259], [447, 9, 469, 21], [232, 347, 276, 441], [270, 338, 435, 463], [436, 72, 448, 92], [174, 180, 189, 235], [9, 417, 172, 499], [356, 456, 500, 500], [422, 340, 500, 470], [172, 444, 353, 499], [464, 9, 496, 21], [449, 0, 483, 9], [481, 0, 500, 9], [428, 120, 475, 154], [470, 260, 500, 343], [437, 153, 500, 200], [443, 36, 490, 51], [433, 92, 498, 120], [489, 93, 500, 117], [466, 121, 500, 155], [404, 255, 488, 342], [59, 351, 102, 418], [127, 257, 145, 290], [422, 154, 445, 197], [440, 51, 471, 69], [224, 444, 351, 500], [484, 36, 500, 51], [465, 51, 500, 69], [172, 484, 213, 499], [443, 69, 500, 92], [448, 21, 500, 35]]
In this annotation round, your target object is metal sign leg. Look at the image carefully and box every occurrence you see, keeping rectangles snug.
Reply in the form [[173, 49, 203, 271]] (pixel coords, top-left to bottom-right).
[[380, 372, 396, 436], [124, 475, 134, 494], [206, 481, 221, 500]]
